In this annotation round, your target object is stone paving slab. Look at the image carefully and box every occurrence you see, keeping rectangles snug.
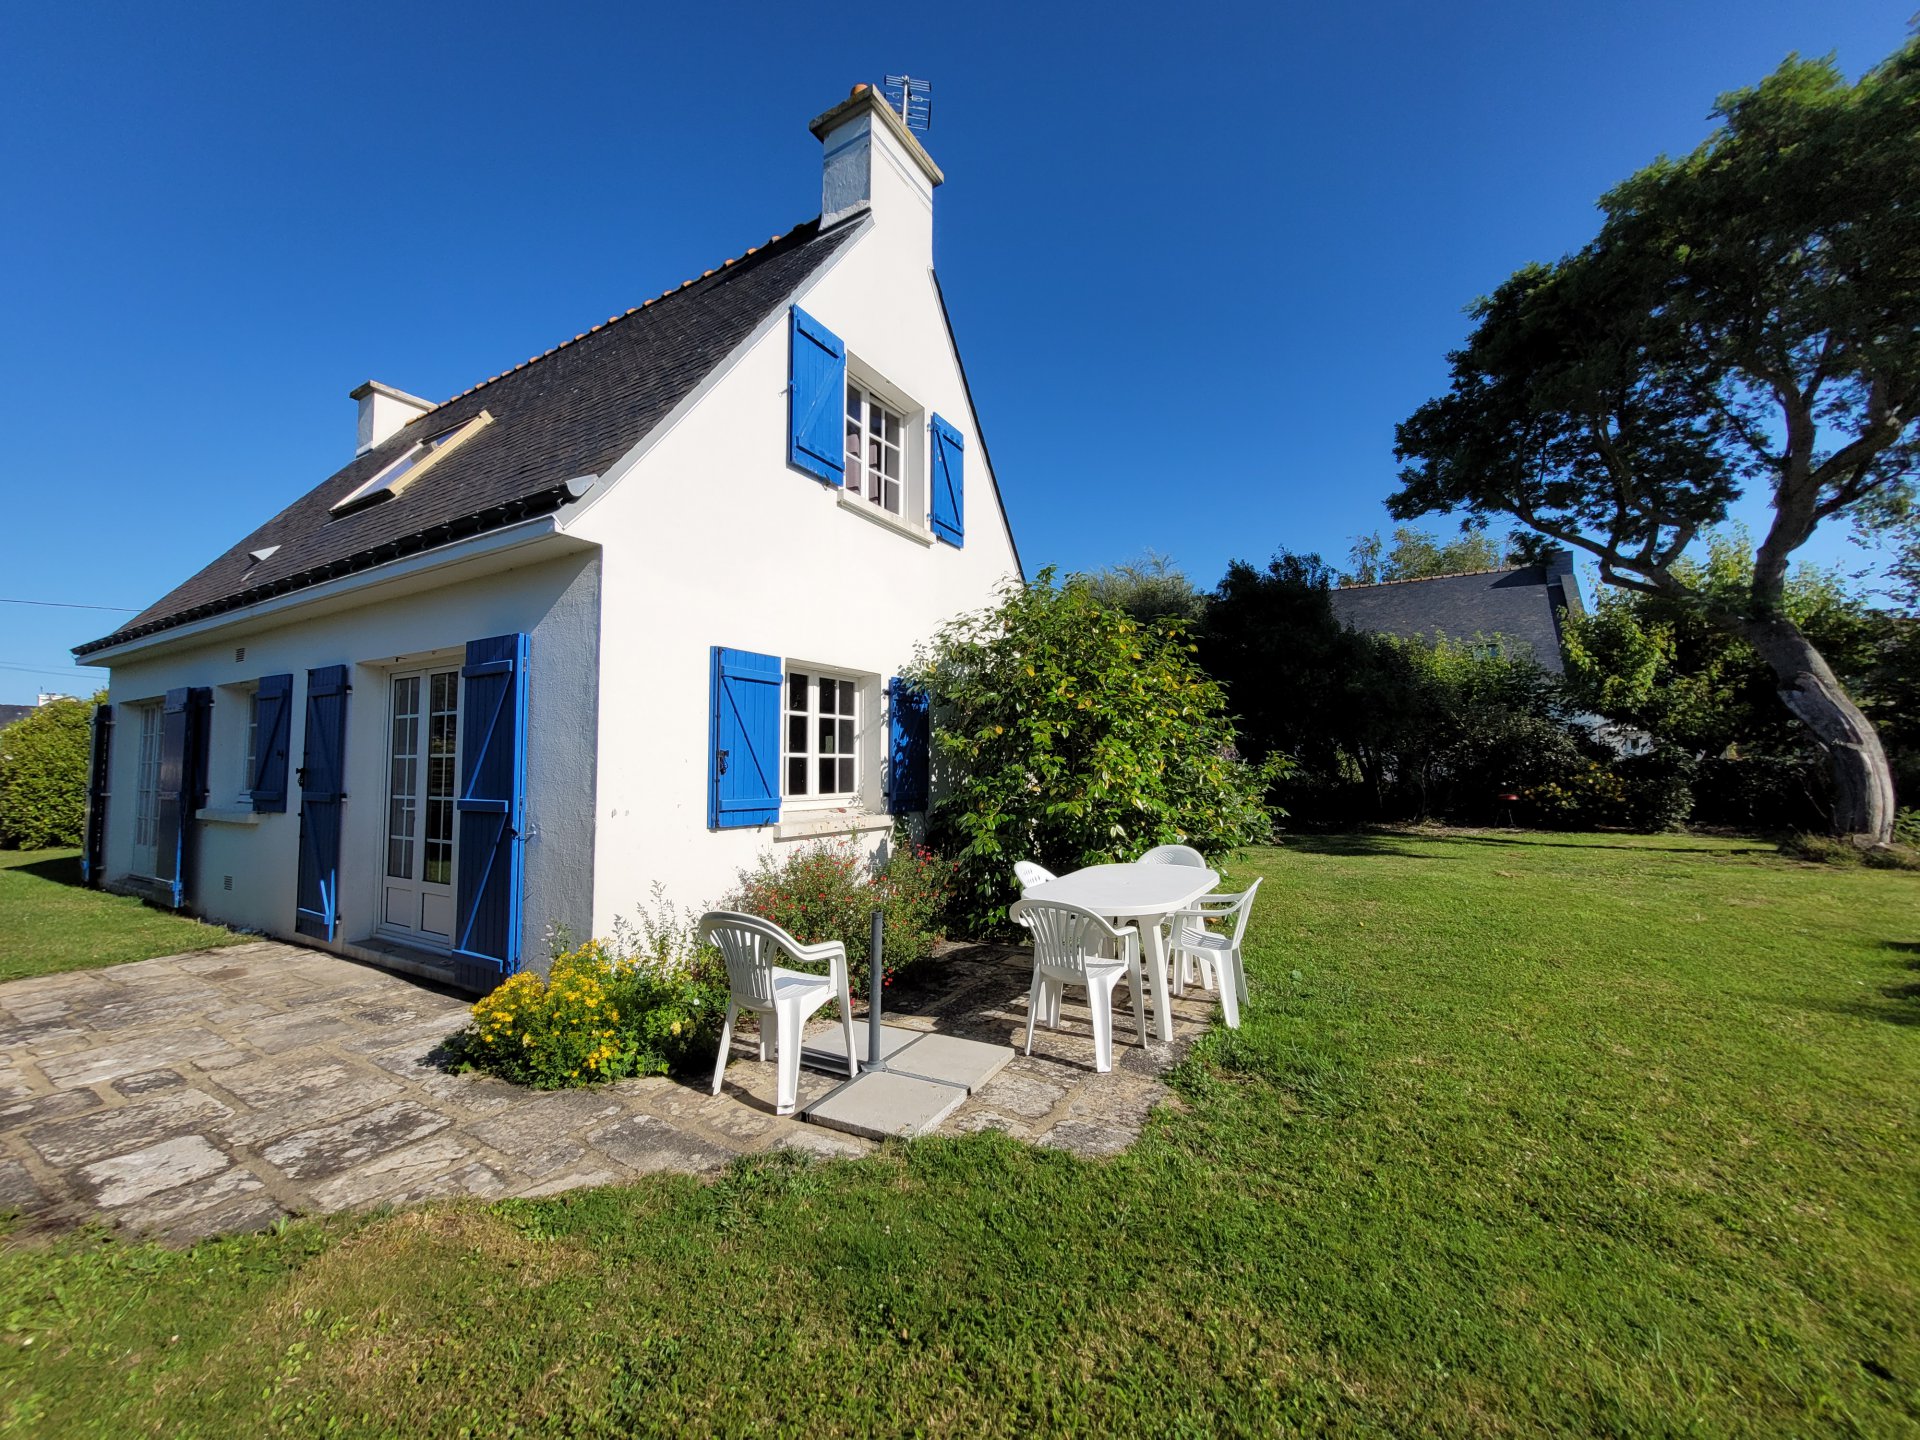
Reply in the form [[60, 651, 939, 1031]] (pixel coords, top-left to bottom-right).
[[807, 1071, 969, 1140], [0, 932, 1225, 1244], [880, 1032, 1014, 1094]]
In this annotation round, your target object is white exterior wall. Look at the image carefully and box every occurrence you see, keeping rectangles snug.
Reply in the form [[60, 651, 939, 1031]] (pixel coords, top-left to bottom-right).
[[86, 93, 1020, 979], [94, 547, 601, 967], [567, 202, 1019, 926]]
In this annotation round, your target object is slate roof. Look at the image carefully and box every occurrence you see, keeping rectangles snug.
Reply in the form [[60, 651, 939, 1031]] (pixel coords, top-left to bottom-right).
[[0, 703, 37, 730], [77, 217, 860, 656], [1327, 557, 1584, 674]]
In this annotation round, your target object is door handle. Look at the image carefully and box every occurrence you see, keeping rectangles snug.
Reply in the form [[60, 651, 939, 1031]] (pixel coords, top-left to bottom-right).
[[716, 749, 729, 776]]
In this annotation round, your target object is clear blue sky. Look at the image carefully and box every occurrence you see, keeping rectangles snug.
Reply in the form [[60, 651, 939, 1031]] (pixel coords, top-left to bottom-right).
[[0, 2, 1909, 703]]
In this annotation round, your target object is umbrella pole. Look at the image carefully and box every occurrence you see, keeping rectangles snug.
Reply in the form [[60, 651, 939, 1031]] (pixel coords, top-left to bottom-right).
[[866, 907, 884, 1071]]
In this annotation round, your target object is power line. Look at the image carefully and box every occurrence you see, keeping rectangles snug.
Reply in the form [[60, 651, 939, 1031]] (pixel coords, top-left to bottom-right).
[[0, 597, 141, 612]]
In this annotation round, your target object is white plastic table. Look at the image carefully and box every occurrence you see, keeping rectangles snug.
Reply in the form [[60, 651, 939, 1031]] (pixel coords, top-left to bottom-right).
[[1024, 862, 1218, 1043]]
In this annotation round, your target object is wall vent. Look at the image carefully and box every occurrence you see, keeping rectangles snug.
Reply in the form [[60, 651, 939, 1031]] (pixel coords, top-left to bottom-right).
[[234, 646, 246, 663], [223, 875, 233, 891]]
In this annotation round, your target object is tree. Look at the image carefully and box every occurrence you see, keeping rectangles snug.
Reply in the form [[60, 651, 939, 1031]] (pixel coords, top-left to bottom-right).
[[1078, 550, 1206, 626], [1199, 551, 1602, 826], [1563, 531, 1882, 761], [908, 571, 1279, 935], [1199, 551, 1399, 806], [1392, 40, 1920, 843], [1343, 526, 1504, 584], [0, 695, 97, 849]]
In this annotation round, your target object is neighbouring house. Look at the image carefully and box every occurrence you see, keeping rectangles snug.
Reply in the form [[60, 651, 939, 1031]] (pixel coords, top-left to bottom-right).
[[1328, 551, 1584, 673], [0, 704, 37, 731], [73, 85, 1021, 993]]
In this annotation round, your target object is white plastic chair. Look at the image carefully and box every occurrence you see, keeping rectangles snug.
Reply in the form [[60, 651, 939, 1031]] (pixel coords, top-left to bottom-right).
[[698, 910, 856, 1115], [1008, 898, 1145, 1073], [1013, 859, 1057, 891], [1167, 877, 1262, 1028], [1138, 844, 1211, 981], [1138, 843, 1207, 868]]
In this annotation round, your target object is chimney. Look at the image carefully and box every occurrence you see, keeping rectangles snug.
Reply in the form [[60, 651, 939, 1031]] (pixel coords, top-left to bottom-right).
[[809, 83, 944, 251], [350, 380, 436, 456], [1544, 549, 1584, 622]]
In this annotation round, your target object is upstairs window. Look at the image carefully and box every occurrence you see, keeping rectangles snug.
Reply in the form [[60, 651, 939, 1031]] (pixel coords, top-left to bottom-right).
[[845, 387, 904, 517]]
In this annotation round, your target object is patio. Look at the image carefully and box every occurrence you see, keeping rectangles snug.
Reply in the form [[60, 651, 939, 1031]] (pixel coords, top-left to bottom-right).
[[0, 938, 1220, 1244]]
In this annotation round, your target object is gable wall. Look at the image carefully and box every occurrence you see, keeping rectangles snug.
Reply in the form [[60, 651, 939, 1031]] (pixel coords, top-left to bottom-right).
[[566, 216, 1020, 924]]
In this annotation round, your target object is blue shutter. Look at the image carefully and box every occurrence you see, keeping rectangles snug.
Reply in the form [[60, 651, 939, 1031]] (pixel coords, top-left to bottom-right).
[[453, 633, 529, 992], [888, 677, 930, 814], [250, 673, 293, 812], [788, 306, 846, 484], [82, 704, 112, 887], [929, 413, 964, 547], [295, 665, 350, 941], [154, 688, 209, 909], [709, 646, 782, 829]]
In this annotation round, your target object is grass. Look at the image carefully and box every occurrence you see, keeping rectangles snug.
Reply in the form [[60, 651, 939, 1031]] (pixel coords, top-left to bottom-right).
[[2, 831, 1916, 1436], [0, 849, 244, 984]]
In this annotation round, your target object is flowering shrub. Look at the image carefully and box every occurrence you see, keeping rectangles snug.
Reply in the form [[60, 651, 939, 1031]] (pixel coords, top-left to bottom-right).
[[722, 833, 951, 997], [451, 891, 726, 1089]]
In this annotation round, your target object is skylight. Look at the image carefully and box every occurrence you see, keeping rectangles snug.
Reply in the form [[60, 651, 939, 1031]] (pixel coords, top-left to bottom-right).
[[330, 410, 493, 517]]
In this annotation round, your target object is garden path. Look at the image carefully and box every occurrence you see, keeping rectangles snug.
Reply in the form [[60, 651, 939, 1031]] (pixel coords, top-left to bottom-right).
[[0, 940, 1211, 1243]]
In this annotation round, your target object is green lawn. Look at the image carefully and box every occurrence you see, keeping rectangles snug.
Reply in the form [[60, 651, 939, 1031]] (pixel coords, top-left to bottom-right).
[[0, 849, 244, 984], [3, 832, 1916, 1437]]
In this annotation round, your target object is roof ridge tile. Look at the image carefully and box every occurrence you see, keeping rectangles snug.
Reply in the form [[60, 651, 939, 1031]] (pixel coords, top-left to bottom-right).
[[1337, 564, 1528, 590], [440, 220, 811, 405]]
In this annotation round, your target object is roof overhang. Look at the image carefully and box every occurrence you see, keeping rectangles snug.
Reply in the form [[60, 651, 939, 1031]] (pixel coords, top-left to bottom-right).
[[77, 515, 600, 668]]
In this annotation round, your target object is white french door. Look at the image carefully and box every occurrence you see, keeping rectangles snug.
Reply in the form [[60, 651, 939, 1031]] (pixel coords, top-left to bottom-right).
[[380, 668, 460, 947], [131, 702, 163, 877]]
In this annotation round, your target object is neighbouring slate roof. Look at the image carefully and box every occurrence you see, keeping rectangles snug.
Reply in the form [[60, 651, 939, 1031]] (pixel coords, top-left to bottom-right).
[[77, 217, 860, 656], [0, 703, 37, 730], [1327, 560, 1584, 674]]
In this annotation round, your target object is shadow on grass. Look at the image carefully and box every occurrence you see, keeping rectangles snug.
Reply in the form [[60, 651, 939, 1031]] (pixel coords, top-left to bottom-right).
[[1275, 829, 1773, 859], [1275, 832, 1449, 860], [10, 855, 85, 887], [1788, 978, 1920, 1029], [1423, 832, 1776, 856]]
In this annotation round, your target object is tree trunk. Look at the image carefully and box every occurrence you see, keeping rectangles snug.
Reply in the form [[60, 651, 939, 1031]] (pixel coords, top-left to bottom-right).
[[1734, 616, 1896, 844]]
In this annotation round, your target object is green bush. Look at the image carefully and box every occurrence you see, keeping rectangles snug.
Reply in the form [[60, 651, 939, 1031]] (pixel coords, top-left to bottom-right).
[[1892, 807, 1920, 848], [450, 892, 727, 1089], [0, 696, 96, 849], [908, 572, 1282, 937], [722, 833, 951, 996], [1610, 747, 1699, 832]]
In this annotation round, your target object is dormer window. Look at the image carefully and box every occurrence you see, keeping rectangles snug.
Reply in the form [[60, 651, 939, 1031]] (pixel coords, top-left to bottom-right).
[[331, 410, 492, 517]]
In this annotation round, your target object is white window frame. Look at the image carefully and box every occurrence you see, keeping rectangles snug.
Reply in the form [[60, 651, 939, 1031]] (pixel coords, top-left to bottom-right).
[[230, 685, 260, 807], [837, 363, 929, 540], [783, 667, 863, 805], [845, 384, 907, 518]]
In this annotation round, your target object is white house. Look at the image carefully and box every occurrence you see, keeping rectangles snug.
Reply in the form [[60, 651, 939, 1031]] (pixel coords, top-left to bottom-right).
[[74, 85, 1022, 993]]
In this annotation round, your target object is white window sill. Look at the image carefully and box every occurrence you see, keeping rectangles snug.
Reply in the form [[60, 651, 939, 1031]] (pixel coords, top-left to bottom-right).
[[776, 810, 895, 840], [195, 807, 261, 826], [836, 490, 933, 545]]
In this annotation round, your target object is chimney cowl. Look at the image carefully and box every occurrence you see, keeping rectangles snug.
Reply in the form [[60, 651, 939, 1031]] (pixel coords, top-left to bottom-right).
[[809, 84, 943, 237]]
